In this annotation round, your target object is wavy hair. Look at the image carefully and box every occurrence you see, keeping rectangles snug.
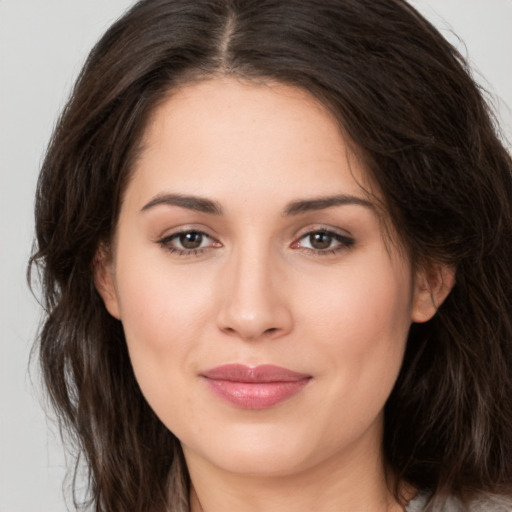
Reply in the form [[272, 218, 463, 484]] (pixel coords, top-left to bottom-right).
[[30, 0, 512, 510]]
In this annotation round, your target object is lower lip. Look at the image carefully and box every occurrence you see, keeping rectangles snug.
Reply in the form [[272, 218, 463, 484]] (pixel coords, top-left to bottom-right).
[[204, 378, 310, 409]]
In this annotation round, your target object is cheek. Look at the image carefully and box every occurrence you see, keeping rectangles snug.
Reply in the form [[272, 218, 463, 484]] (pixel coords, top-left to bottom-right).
[[112, 248, 216, 410], [115, 249, 213, 345], [304, 257, 412, 333], [300, 257, 413, 394]]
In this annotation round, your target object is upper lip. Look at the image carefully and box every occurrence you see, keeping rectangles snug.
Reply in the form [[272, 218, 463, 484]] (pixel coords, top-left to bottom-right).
[[200, 364, 311, 383]]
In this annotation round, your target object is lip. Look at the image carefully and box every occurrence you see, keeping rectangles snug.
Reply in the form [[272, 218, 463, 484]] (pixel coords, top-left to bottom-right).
[[200, 364, 312, 409]]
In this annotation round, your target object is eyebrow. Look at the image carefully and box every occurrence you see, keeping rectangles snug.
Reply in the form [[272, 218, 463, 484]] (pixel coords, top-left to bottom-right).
[[141, 193, 223, 215], [283, 194, 374, 215], [140, 192, 373, 216]]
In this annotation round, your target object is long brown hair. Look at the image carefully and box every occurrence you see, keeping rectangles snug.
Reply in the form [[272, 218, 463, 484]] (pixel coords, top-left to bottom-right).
[[30, 1, 512, 510]]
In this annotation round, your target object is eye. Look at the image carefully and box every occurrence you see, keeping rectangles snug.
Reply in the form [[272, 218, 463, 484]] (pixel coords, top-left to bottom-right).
[[158, 230, 220, 255], [292, 229, 354, 255], [176, 231, 207, 250]]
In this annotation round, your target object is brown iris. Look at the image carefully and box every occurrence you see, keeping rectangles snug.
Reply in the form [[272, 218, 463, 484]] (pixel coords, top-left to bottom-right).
[[179, 232, 203, 249], [309, 232, 333, 250]]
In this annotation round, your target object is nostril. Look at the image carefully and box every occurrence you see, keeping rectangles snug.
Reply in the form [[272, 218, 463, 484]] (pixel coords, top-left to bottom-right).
[[221, 325, 280, 341]]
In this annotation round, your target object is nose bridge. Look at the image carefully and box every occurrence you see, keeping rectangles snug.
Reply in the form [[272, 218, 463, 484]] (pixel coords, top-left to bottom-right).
[[216, 237, 292, 340]]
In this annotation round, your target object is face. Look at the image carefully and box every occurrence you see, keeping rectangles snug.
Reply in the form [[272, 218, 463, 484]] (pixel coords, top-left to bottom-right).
[[97, 78, 443, 480]]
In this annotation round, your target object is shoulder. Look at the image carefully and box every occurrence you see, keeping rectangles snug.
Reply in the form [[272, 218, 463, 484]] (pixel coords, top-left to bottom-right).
[[406, 492, 512, 512], [466, 495, 512, 512]]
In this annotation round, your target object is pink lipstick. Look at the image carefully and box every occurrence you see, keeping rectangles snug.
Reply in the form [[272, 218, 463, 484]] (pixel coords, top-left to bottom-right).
[[200, 364, 311, 409]]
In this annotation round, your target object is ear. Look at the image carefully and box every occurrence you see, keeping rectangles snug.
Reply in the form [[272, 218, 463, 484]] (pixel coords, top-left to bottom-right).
[[93, 245, 121, 320], [411, 262, 455, 323]]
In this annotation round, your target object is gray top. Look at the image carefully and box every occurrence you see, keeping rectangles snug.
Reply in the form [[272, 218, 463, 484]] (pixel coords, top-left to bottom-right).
[[406, 493, 512, 511]]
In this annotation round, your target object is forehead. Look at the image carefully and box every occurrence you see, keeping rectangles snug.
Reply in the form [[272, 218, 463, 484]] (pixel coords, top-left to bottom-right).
[[129, 78, 376, 209]]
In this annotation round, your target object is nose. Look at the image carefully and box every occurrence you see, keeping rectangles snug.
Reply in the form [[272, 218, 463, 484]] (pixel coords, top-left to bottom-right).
[[215, 246, 293, 341]]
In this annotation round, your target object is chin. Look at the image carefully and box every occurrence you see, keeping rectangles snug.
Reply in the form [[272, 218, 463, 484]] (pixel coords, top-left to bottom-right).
[[182, 422, 316, 477]]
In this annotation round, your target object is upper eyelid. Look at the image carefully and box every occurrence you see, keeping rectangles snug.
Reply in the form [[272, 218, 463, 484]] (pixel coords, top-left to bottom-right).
[[157, 225, 217, 240], [293, 224, 353, 240], [292, 226, 355, 248], [160, 230, 216, 245], [299, 230, 352, 241], [161, 230, 211, 241], [295, 230, 354, 245], [156, 229, 213, 251]]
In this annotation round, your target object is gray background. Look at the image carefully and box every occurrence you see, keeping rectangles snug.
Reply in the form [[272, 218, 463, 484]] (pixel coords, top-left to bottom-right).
[[1, 1, 510, 510]]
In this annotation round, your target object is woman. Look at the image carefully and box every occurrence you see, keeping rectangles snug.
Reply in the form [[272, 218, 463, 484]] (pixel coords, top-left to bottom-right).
[[30, 0, 512, 511]]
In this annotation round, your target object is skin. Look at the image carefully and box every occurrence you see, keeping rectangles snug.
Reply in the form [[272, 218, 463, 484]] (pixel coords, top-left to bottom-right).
[[96, 78, 453, 512]]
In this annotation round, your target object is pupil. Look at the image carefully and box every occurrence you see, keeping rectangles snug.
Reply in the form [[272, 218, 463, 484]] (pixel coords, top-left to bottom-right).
[[310, 232, 332, 250], [180, 232, 202, 249]]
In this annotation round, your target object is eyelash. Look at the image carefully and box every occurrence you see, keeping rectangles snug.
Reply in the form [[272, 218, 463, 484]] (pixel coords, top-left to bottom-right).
[[157, 229, 218, 257], [292, 229, 355, 256], [157, 228, 354, 257]]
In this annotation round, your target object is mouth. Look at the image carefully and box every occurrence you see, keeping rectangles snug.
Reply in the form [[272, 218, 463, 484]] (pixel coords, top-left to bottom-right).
[[200, 364, 312, 409]]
